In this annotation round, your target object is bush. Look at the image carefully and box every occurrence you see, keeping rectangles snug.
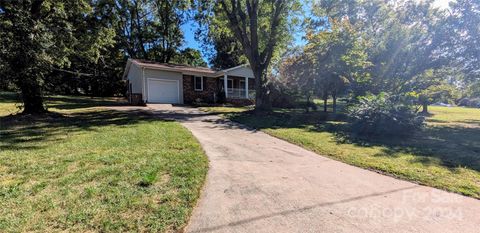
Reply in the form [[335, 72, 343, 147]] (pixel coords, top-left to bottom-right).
[[348, 93, 425, 137], [216, 90, 226, 104], [458, 98, 480, 108], [268, 81, 297, 108]]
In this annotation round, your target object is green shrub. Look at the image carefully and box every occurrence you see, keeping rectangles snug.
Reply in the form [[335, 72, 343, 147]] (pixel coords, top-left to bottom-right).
[[458, 98, 480, 108], [348, 93, 425, 136], [269, 82, 297, 108], [216, 90, 226, 104]]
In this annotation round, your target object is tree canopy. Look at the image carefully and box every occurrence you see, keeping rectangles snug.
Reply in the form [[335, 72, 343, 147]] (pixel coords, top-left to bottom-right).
[[0, 0, 207, 113], [277, 0, 479, 113], [0, 0, 115, 113]]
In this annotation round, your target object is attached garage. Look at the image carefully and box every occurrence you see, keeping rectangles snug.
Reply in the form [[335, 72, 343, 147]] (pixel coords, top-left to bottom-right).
[[143, 68, 184, 104], [147, 79, 180, 104]]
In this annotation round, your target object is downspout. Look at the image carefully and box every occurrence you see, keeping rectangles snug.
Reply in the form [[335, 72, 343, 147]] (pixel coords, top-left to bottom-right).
[[142, 67, 146, 103]]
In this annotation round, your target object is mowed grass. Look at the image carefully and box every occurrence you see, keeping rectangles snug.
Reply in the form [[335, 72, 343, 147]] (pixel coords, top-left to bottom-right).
[[203, 104, 480, 199], [0, 93, 208, 232]]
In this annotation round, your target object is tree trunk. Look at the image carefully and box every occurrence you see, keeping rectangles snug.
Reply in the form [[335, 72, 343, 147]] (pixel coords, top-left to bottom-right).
[[19, 79, 46, 114], [253, 68, 271, 113], [305, 94, 310, 113], [13, 47, 46, 114], [422, 103, 428, 114], [332, 93, 337, 113], [323, 96, 328, 112]]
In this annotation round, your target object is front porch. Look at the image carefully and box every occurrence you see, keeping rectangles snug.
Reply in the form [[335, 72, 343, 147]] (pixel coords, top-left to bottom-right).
[[219, 76, 255, 100]]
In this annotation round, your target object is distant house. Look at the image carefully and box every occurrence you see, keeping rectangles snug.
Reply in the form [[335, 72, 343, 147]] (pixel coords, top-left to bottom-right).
[[122, 59, 255, 105]]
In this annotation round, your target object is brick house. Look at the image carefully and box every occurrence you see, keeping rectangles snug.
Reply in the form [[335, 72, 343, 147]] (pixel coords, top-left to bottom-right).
[[123, 59, 255, 105]]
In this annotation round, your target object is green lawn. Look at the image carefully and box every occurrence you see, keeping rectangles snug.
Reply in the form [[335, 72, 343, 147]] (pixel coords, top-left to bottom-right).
[[0, 93, 208, 232], [202, 105, 480, 199]]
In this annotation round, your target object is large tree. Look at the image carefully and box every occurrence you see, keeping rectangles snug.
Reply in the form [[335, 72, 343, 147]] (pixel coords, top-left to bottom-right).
[[195, 5, 248, 69], [278, 48, 316, 111], [195, 0, 301, 111], [446, 0, 480, 83], [171, 48, 208, 67], [0, 0, 115, 114], [114, 0, 188, 62], [304, 19, 371, 112], [313, 0, 450, 96]]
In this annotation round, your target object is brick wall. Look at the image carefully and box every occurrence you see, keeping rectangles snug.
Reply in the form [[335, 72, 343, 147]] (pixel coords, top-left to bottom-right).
[[183, 75, 218, 103], [129, 93, 145, 106]]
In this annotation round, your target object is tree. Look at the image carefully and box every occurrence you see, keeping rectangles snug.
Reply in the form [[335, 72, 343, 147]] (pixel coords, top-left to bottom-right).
[[196, 5, 248, 69], [0, 0, 115, 114], [446, 0, 480, 83], [114, 0, 188, 62], [304, 19, 371, 112], [418, 84, 458, 114], [406, 69, 460, 114], [314, 0, 450, 96], [278, 48, 316, 112], [209, 33, 247, 69], [465, 82, 480, 99], [171, 48, 208, 67], [195, 0, 302, 111]]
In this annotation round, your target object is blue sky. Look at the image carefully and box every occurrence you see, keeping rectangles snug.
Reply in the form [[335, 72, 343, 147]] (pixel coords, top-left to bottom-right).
[[180, 23, 203, 55]]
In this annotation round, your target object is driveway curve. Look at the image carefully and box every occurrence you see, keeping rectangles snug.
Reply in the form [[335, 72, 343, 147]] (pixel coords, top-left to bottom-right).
[[145, 104, 480, 233]]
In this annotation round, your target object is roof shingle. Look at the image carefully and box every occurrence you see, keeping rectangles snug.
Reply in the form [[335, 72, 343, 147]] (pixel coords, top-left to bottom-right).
[[131, 59, 219, 75]]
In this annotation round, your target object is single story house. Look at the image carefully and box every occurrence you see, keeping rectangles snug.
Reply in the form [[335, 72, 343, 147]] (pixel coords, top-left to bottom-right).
[[122, 59, 255, 105]]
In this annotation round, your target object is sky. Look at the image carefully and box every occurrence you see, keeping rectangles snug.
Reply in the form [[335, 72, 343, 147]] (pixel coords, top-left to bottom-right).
[[431, 0, 452, 8], [181, 0, 453, 64]]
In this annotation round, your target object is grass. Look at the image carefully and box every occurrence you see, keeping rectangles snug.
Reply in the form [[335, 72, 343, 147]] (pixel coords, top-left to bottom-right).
[[202, 104, 480, 199], [0, 92, 19, 116], [0, 92, 208, 232]]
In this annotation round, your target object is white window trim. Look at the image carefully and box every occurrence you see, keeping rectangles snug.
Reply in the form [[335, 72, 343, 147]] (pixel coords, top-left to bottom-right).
[[194, 76, 203, 91], [220, 78, 233, 89]]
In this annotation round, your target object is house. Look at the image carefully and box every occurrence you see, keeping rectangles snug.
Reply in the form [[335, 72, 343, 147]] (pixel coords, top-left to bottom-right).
[[122, 59, 255, 105]]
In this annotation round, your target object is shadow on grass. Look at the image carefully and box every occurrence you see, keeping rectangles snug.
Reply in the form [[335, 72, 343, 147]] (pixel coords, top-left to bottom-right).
[[227, 109, 480, 173], [0, 92, 128, 111], [0, 109, 165, 151], [458, 119, 480, 127], [45, 96, 128, 110], [0, 92, 19, 103]]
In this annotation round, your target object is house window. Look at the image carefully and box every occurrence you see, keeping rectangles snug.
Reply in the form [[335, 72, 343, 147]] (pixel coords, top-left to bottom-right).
[[194, 76, 203, 91], [220, 78, 233, 89]]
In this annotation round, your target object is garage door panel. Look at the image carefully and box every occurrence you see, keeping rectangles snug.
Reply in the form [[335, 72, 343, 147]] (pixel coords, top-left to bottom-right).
[[147, 79, 179, 104]]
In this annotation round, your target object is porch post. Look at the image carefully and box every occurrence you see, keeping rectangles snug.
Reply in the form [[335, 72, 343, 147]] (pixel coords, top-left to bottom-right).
[[224, 74, 228, 98], [245, 77, 249, 98]]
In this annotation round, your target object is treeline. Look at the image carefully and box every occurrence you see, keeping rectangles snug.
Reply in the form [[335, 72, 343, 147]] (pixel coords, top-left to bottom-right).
[[277, 0, 480, 112]]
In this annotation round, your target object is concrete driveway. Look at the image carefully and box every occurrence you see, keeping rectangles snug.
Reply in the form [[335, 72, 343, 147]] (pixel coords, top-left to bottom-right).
[[145, 104, 480, 233]]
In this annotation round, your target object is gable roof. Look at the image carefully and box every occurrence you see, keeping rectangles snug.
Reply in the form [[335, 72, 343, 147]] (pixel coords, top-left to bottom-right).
[[122, 59, 252, 79]]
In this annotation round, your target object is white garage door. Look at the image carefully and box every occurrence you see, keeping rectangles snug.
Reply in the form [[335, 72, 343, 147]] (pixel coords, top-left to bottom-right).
[[147, 79, 180, 104]]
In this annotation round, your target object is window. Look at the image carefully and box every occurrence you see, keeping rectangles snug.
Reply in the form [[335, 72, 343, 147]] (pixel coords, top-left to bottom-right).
[[220, 78, 233, 89], [194, 76, 203, 91]]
